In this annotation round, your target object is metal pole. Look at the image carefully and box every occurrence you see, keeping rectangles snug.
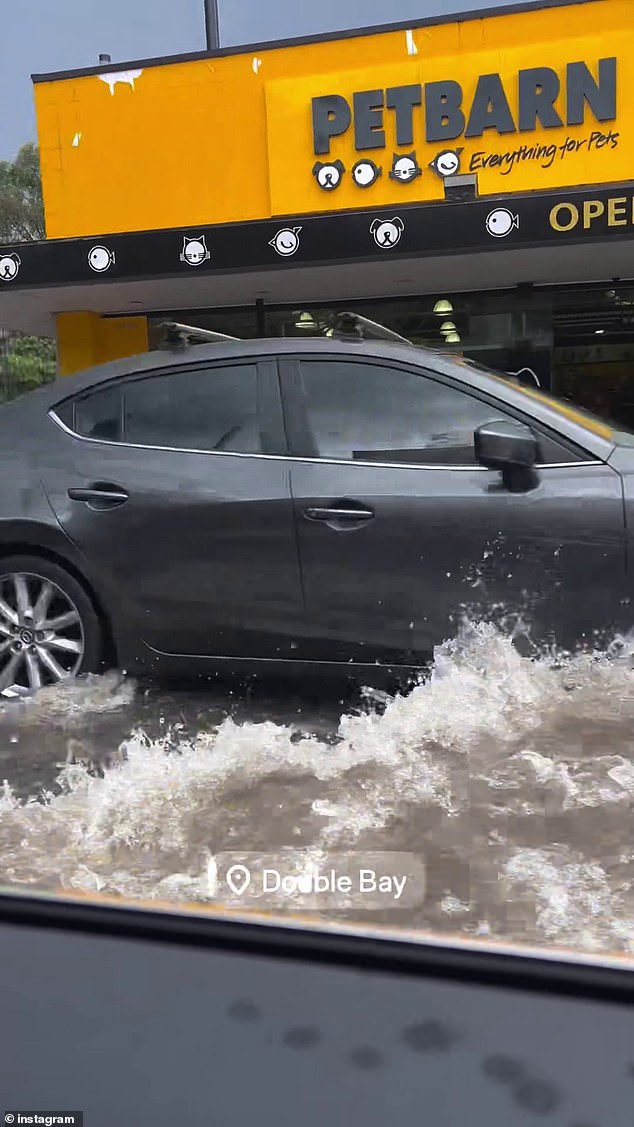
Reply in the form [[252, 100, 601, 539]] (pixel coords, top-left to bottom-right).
[[204, 0, 220, 50], [255, 298, 266, 337]]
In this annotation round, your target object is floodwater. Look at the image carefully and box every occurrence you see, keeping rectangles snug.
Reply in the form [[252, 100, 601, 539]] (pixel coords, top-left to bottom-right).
[[1, 620, 634, 955]]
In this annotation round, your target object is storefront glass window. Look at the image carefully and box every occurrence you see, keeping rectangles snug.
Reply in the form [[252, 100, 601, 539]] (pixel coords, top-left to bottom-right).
[[551, 286, 634, 427], [148, 282, 634, 427]]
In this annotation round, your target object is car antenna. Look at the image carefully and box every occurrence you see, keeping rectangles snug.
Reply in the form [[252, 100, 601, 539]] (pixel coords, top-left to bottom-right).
[[328, 311, 412, 345], [159, 321, 242, 348]]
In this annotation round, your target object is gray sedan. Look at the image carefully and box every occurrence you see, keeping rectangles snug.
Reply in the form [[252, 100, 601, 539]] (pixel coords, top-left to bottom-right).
[[0, 333, 632, 694]]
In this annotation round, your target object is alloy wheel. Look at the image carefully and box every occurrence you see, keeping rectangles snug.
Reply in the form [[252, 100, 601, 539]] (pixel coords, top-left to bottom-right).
[[0, 571, 85, 696]]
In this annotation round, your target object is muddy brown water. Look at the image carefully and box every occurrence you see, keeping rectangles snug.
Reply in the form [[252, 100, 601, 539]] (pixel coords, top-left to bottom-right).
[[1, 622, 634, 956]]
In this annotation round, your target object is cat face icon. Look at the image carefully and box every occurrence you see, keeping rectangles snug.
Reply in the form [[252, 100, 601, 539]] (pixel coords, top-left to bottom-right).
[[389, 152, 422, 183], [370, 217, 404, 249], [0, 252, 21, 282], [180, 236, 210, 266], [429, 148, 463, 179], [352, 159, 381, 188], [312, 160, 345, 191]]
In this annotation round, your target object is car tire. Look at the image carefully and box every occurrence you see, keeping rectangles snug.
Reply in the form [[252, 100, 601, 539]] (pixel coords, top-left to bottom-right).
[[0, 554, 104, 693]]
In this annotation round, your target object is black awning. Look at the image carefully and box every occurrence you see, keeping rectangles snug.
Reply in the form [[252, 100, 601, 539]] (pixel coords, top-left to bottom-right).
[[0, 183, 633, 293]]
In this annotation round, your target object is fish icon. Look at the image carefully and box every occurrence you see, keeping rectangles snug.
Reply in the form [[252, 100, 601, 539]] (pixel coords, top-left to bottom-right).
[[486, 208, 520, 238], [352, 159, 381, 188], [88, 245, 115, 272]]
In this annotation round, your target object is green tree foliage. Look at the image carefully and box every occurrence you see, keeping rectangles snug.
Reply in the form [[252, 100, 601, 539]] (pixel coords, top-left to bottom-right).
[[0, 143, 45, 243], [0, 146, 55, 398], [0, 335, 56, 403]]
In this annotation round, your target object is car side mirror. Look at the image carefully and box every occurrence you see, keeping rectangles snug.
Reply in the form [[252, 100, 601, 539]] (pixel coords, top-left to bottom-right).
[[474, 419, 538, 470]]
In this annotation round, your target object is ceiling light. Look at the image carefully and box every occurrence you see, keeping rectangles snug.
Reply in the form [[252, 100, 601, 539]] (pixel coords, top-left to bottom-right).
[[595, 328, 605, 335], [440, 321, 456, 333], [295, 311, 316, 330], [445, 331, 461, 343], [433, 299, 453, 315]]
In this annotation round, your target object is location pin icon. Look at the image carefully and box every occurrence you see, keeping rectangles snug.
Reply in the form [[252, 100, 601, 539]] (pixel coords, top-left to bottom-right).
[[226, 864, 251, 896]]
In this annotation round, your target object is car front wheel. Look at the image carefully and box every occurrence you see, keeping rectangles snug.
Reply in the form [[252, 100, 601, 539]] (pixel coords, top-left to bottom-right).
[[0, 555, 103, 696]]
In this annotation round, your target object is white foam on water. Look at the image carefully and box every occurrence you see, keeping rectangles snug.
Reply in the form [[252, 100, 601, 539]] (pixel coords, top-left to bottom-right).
[[1, 621, 634, 951], [503, 847, 634, 952], [0, 670, 135, 726]]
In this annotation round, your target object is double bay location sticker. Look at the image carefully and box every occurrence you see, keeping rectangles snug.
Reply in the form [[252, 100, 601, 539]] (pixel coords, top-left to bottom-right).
[[208, 851, 426, 910]]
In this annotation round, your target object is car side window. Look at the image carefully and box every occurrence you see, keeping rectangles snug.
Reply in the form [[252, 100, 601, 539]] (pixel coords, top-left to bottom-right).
[[297, 359, 579, 465], [122, 364, 261, 453], [57, 363, 262, 454], [69, 384, 123, 441]]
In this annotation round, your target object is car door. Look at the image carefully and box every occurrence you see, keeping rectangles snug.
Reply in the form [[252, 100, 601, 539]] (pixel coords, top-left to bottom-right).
[[280, 354, 628, 666], [43, 356, 304, 660]]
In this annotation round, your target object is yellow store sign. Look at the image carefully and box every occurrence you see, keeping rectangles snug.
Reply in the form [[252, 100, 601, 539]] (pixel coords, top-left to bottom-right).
[[33, 0, 634, 239], [266, 53, 619, 215]]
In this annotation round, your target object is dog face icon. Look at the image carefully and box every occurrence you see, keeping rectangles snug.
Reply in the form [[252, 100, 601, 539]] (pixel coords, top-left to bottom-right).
[[180, 236, 210, 266], [0, 252, 21, 282], [370, 217, 404, 249], [312, 160, 345, 191], [352, 159, 381, 188], [429, 148, 463, 179], [389, 152, 422, 183]]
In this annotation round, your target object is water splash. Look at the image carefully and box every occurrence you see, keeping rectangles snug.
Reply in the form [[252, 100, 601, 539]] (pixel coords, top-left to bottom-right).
[[0, 670, 135, 727], [1, 622, 634, 953], [503, 848, 634, 952]]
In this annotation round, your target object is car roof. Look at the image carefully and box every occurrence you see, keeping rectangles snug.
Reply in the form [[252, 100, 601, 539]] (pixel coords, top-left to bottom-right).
[[30, 337, 448, 400], [13, 336, 618, 460]]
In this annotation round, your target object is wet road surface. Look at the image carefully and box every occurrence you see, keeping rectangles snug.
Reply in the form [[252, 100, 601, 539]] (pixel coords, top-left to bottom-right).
[[1, 622, 634, 956]]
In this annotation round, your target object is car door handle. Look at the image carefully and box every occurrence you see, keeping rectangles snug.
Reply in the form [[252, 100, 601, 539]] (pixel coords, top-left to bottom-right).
[[67, 485, 129, 508], [304, 507, 374, 521]]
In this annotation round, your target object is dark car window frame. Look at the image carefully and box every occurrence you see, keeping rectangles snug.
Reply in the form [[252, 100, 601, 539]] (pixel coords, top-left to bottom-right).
[[51, 358, 287, 458], [277, 355, 598, 468]]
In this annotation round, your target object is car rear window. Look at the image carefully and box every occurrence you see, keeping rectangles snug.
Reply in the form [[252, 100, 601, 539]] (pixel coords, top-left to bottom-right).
[[55, 384, 123, 441], [52, 363, 261, 454]]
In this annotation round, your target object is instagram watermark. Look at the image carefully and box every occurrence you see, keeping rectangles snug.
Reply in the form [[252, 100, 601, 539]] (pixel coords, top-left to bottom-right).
[[207, 851, 426, 911]]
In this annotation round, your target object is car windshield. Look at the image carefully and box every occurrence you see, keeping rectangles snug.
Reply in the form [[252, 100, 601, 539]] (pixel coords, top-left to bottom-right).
[[6, 1, 634, 1117], [4, 18, 634, 1040]]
